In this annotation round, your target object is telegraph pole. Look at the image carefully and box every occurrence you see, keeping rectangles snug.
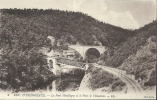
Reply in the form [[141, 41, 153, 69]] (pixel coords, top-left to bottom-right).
[[121, 69, 123, 80], [0, 69, 1, 89], [118, 68, 120, 78]]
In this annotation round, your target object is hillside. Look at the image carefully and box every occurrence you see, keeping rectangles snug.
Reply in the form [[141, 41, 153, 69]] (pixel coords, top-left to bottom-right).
[[0, 9, 134, 49], [100, 20, 157, 89], [101, 20, 156, 67], [0, 9, 156, 92], [79, 64, 126, 92], [0, 9, 134, 91], [119, 36, 156, 90]]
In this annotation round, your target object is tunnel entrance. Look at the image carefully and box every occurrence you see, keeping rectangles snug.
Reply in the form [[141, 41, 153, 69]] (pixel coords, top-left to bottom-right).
[[85, 48, 100, 63]]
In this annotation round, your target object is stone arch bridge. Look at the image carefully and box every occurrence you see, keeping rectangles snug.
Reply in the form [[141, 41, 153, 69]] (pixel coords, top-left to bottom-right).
[[69, 45, 107, 60]]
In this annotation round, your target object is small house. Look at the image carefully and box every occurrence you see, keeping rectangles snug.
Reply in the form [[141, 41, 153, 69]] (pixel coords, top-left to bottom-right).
[[63, 50, 75, 59]]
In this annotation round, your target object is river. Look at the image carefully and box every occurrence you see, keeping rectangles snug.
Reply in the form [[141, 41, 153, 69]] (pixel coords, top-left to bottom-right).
[[39, 68, 85, 92], [44, 45, 85, 92]]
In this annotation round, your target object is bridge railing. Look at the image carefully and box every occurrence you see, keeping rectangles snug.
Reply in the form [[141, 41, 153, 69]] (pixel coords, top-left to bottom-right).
[[56, 57, 86, 69]]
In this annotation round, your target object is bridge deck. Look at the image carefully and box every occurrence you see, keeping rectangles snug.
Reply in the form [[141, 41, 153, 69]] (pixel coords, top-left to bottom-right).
[[56, 57, 86, 69]]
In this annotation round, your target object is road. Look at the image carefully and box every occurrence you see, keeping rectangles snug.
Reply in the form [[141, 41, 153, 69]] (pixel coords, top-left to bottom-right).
[[93, 63, 142, 94]]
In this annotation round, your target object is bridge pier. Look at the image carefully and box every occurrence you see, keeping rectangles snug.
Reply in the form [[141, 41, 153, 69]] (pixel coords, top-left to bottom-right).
[[47, 57, 88, 77], [47, 57, 61, 76]]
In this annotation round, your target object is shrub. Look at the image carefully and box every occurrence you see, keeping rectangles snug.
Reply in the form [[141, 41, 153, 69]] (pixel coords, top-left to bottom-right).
[[144, 69, 156, 86], [111, 80, 126, 91]]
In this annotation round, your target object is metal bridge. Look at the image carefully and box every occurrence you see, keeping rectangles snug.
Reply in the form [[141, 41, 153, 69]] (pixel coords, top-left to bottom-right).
[[55, 57, 86, 69], [46, 56, 88, 75]]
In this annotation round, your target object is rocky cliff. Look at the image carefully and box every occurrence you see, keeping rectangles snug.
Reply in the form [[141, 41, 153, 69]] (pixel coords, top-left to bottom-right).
[[119, 36, 156, 90]]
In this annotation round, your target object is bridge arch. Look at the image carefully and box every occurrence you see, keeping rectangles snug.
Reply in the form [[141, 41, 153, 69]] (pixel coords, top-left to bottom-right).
[[85, 48, 101, 60], [69, 45, 107, 60]]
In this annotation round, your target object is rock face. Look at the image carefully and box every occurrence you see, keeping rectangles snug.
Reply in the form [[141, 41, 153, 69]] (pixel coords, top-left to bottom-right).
[[79, 65, 126, 93], [79, 73, 92, 91], [47, 36, 55, 46], [119, 36, 156, 90]]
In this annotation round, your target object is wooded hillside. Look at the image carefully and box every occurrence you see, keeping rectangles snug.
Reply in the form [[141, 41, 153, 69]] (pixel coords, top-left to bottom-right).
[[0, 9, 155, 91]]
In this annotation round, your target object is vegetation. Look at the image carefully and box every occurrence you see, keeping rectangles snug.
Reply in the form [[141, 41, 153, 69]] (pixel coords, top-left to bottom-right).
[[101, 20, 157, 67], [118, 38, 156, 88], [144, 69, 156, 86], [0, 8, 134, 92], [0, 46, 55, 91], [111, 80, 126, 92], [101, 21, 156, 88], [0, 8, 156, 91], [0, 9, 134, 48], [86, 64, 126, 91]]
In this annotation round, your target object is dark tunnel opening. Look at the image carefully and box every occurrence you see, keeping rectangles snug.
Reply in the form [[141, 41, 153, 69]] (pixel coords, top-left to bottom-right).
[[85, 48, 100, 63]]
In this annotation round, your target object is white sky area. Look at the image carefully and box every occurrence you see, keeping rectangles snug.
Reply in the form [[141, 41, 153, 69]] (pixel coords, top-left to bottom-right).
[[0, 0, 156, 29]]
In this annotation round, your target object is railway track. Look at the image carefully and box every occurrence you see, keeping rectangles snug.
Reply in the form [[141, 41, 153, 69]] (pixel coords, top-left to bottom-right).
[[94, 64, 142, 93], [45, 57, 142, 93]]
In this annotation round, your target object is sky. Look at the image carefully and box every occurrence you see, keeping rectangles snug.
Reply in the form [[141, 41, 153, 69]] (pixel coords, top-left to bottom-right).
[[0, 0, 156, 29]]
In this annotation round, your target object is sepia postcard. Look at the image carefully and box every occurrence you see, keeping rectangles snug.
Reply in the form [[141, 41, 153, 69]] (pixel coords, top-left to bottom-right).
[[0, 0, 156, 99]]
